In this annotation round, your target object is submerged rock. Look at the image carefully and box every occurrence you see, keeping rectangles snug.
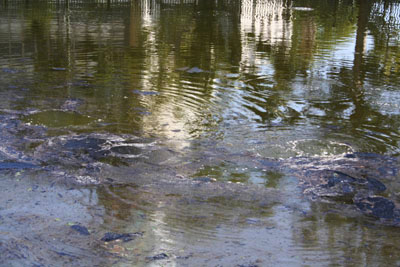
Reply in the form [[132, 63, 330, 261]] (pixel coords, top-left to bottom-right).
[[132, 90, 159, 96], [146, 253, 169, 261], [101, 232, 142, 242], [1, 112, 400, 226], [0, 161, 39, 170], [70, 225, 90, 236], [51, 67, 66, 71], [354, 194, 400, 220], [60, 98, 84, 112], [186, 67, 204, 73], [302, 170, 387, 200], [176, 66, 206, 73]]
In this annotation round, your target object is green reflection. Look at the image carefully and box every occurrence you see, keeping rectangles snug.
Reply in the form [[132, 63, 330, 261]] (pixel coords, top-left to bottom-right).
[[1, 0, 399, 154], [24, 110, 94, 127]]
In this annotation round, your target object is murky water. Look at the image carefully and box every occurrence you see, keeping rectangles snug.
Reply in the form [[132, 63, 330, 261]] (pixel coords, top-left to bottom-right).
[[1, 0, 400, 266]]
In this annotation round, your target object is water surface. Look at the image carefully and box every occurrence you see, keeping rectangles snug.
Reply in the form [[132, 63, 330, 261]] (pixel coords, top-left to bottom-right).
[[0, 0, 400, 266]]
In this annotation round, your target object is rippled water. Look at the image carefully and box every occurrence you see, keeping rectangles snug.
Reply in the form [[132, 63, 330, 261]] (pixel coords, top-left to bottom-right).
[[1, 0, 400, 266]]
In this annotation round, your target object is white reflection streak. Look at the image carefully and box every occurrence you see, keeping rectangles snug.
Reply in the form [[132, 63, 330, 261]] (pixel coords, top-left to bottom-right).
[[148, 206, 177, 267], [141, 0, 159, 80], [132, 4, 199, 260], [139, 0, 193, 147], [160, 0, 197, 4], [372, 2, 400, 28], [240, 0, 292, 68]]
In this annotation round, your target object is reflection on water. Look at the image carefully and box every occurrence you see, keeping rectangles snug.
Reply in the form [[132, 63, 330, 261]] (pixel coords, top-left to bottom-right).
[[1, 0, 399, 155], [1, 0, 400, 265]]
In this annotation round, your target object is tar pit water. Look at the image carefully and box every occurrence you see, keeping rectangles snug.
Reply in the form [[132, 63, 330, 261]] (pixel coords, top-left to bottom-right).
[[0, 0, 400, 266]]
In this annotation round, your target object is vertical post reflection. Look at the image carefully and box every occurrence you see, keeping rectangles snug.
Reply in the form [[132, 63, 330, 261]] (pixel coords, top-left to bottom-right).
[[353, 0, 372, 89]]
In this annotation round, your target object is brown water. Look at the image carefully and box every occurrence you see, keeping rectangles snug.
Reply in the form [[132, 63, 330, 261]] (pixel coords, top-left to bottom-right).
[[0, 0, 400, 266]]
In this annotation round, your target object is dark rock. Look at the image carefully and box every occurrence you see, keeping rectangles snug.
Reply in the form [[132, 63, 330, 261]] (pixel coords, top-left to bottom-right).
[[318, 170, 386, 197], [101, 232, 142, 242], [110, 146, 142, 155], [0, 161, 39, 170], [186, 67, 204, 73], [70, 225, 90, 236], [132, 90, 159, 96], [354, 195, 396, 219], [176, 66, 206, 73], [64, 137, 106, 151], [105, 178, 115, 183], [176, 253, 193, 260], [366, 177, 386, 192], [90, 150, 111, 160], [51, 67, 66, 71], [146, 253, 169, 261], [325, 171, 357, 187], [341, 183, 354, 194]]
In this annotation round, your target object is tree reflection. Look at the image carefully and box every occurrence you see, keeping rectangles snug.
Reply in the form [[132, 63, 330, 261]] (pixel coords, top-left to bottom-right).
[[337, 0, 400, 153], [0, 0, 399, 148]]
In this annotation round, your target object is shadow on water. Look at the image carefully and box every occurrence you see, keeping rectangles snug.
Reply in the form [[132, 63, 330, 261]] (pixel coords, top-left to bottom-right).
[[0, 0, 400, 266]]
